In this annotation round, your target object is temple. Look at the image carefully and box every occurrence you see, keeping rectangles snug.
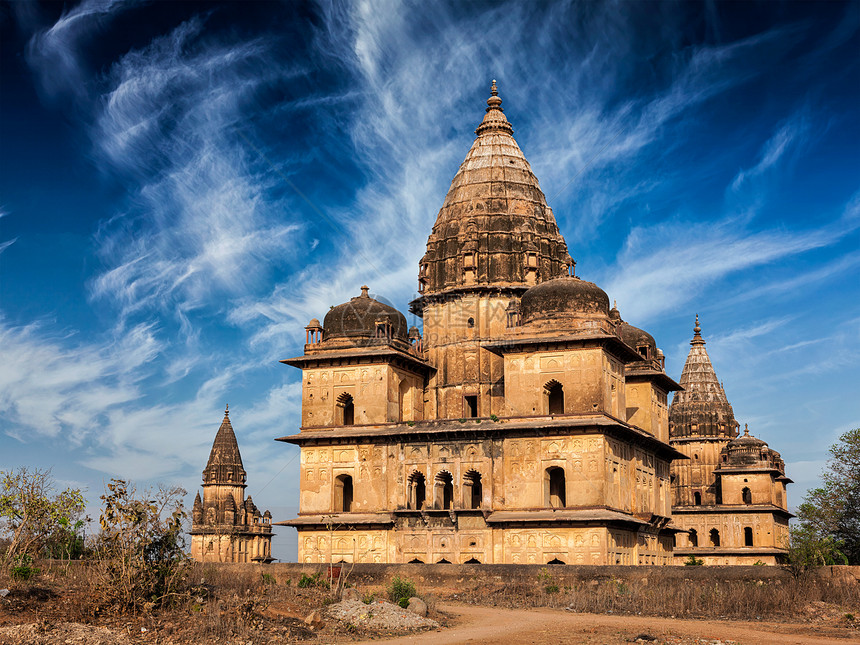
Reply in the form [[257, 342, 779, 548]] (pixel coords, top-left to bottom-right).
[[190, 407, 274, 563], [669, 317, 792, 564], [276, 82, 689, 565]]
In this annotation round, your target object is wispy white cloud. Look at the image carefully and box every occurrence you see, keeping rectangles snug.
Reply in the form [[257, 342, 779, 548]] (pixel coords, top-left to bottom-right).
[[85, 19, 305, 322], [605, 111, 860, 324], [605, 217, 851, 323], [731, 112, 809, 193], [27, 0, 130, 100], [0, 318, 155, 442]]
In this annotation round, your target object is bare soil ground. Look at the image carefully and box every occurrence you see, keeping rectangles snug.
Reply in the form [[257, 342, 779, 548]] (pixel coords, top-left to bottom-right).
[[358, 603, 860, 645], [1, 564, 858, 644]]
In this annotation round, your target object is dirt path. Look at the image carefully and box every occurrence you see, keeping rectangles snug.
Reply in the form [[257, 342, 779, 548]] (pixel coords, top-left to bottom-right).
[[356, 603, 858, 645]]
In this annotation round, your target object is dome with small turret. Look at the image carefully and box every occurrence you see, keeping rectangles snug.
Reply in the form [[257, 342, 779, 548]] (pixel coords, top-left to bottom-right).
[[519, 276, 610, 325], [619, 321, 657, 356], [323, 286, 408, 341]]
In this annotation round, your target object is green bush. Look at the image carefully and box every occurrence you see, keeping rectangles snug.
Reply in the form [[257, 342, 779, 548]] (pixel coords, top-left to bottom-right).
[[297, 571, 329, 589], [684, 554, 705, 566], [388, 576, 417, 606], [9, 553, 39, 580]]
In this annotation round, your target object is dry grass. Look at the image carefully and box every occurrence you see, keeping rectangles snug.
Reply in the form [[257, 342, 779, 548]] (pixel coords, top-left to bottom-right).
[[450, 570, 859, 621]]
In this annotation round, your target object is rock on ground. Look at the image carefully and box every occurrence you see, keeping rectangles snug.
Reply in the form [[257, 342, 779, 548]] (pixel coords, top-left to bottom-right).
[[407, 596, 428, 617], [326, 599, 439, 632]]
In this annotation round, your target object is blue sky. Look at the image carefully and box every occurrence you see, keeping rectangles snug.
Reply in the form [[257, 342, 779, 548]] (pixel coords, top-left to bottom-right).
[[1, 1, 858, 561]]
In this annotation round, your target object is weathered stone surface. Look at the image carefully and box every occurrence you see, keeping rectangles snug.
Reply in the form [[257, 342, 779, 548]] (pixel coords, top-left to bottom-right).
[[341, 587, 362, 602]]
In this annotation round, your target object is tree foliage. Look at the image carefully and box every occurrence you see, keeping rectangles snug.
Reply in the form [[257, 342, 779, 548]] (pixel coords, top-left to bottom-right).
[[0, 467, 86, 568], [793, 428, 860, 565], [94, 479, 190, 612]]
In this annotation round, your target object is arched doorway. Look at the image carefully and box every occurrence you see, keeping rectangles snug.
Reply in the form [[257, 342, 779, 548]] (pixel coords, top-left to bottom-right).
[[336, 393, 354, 426], [435, 471, 454, 509], [335, 474, 353, 512], [463, 470, 482, 509], [545, 380, 564, 415], [407, 471, 426, 510], [545, 467, 566, 508]]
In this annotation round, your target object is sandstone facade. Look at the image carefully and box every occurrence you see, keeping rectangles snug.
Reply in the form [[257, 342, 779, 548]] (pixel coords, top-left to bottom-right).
[[278, 83, 686, 565]]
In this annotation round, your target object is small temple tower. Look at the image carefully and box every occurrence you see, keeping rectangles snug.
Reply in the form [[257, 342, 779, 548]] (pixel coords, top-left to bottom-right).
[[669, 317, 792, 564], [190, 407, 274, 563]]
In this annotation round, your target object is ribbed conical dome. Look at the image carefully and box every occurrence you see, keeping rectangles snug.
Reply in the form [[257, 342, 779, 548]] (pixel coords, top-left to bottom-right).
[[418, 81, 572, 295], [203, 406, 247, 486], [669, 316, 738, 438]]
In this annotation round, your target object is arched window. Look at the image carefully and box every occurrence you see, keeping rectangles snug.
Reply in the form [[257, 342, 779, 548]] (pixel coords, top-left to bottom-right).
[[742, 487, 752, 505], [335, 474, 353, 512], [688, 529, 698, 547], [694, 491, 702, 505], [437, 558, 451, 564], [408, 558, 424, 564], [547, 558, 565, 564], [435, 471, 454, 509], [463, 470, 482, 509], [744, 526, 754, 547], [545, 467, 566, 508], [545, 380, 564, 415], [464, 557, 481, 564], [710, 528, 720, 547], [336, 393, 355, 426], [407, 471, 426, 510]]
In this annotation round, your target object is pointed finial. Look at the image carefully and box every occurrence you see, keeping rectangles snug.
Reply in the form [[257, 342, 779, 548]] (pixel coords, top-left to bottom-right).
[[225, 403, 229, 415], [360, 285, 370, 298], [691, 314, 705, 345], [613, 300, 617, 309], [744, 423, 750, 436], [486, 80, 503, 111]]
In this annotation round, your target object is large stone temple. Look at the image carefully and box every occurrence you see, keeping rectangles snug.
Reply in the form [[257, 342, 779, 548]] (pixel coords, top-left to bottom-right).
[[190, 407, 274, 563], [669, 317, 792, 564], [276, 82, 690, 565]]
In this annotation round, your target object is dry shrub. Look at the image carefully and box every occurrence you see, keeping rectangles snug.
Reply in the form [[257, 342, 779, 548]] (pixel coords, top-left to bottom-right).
[[92, 480, 190, 613]]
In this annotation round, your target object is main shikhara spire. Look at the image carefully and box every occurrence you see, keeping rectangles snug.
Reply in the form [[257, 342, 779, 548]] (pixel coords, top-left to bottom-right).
[[418, 81, 573, 295]]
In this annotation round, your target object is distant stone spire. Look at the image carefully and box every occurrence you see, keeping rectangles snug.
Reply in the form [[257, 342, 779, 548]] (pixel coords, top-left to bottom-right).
[[669, 316, 737, 438], [203, 406, 247, 486]]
